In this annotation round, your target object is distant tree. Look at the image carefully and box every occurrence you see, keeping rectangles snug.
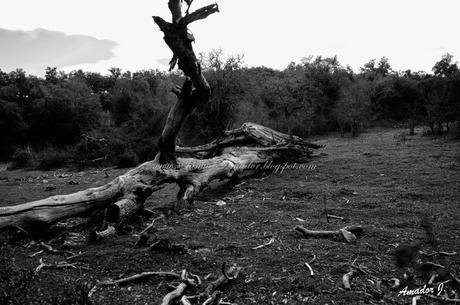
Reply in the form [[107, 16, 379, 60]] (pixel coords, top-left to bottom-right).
[[45, 67, 59, 84], [184, 49, 246, 143], [332, 81, 371, 137], [27, 79, 101, 145], [0, 99, 28, 159], [417, 54, 460, 135], [361, 57, 392, 80], [432, 53, 459, 78], [396, 77, 424, 135], [109, 67, 122, 79], [302, 56, 352, 134], [371, 75, 424, 133], [261, 67, 309, 137]]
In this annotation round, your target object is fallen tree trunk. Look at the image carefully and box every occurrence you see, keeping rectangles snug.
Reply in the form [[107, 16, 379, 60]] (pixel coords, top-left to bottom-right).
[[0, 0, 323, 233], [0, 122, 320, 230]]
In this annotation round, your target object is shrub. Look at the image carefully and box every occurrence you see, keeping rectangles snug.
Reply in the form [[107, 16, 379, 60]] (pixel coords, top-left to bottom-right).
[[9, 147, 35, 169], [0, 99, 28, 160], [117, 149, 139, 168], [448, 121, 460, 139], [36, 147, 73, 170]]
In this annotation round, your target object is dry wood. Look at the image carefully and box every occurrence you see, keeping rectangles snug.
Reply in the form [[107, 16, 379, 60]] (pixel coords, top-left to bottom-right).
[[34, 258, 89, 274], [161, 270, 201, 305], [201, 263, 241, 305], [252, 237, 275, 250], [419, 250, 457, 257], [98, 271, 181, 286], [89, 225, 116, 242], [327, 214, 345, 221], [304, 262, 314, 276], [342, 269, 359, 289], [388, 278, 401, 289], [295, 225, 363, 243], [134, 215, 165, 247]]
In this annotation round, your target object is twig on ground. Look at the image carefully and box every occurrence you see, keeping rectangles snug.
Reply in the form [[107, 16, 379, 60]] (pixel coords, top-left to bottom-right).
[[342, 263, 368, 290], [304, 262, 314, 276], [180, 295, 193, 305], [295, 225, 363, 243], [134, 215, 165, 247], [252, 237, 275, 250], [342, 269, 359, 289], [327, 214, 345, 221], [89, 225, 116, 242], [140, 215, 165, 235], [29, 250, 44, 257], [201, 263, 241, 304], [98, 271, 181, 286], [388, 278, 401, 289], [202, 291, 222, 305], [35, 258, 86, 273], [88, 285, 98, 298], [161, 270, 201, 305], [37, 242, 75, 256], [66, 251, 84, 260], [13, 225, 32, 238], [419, 250, 457, 257]]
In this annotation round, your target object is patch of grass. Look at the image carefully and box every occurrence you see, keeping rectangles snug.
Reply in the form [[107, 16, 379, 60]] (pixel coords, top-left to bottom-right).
[[0, 128, 459, 305]]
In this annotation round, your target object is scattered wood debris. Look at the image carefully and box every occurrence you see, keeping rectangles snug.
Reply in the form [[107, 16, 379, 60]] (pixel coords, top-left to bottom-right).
[[161, 270, 201, 305], [304, 262, 314, 276], [34, 258, 89, 274], [252, 237, 275, 250], [99, 271, 181, 286], [295, 225, 363, 243]]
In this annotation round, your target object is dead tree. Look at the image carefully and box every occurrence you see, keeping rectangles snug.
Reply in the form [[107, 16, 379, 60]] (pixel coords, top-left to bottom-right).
[[0, 0, 322, 235]]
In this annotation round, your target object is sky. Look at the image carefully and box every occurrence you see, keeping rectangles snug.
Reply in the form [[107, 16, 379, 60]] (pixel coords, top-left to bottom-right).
[[1, 0, 459, 76]]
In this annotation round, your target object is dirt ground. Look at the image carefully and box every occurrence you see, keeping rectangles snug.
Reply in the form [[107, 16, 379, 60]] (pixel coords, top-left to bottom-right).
[[1, 128, 459, 305]]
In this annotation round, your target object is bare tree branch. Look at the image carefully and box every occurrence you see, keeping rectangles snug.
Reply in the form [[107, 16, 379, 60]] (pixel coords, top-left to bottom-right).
[[180, 3, 219, 25]]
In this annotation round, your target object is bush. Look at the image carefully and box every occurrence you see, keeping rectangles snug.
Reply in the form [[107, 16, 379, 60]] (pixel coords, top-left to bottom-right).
[[448, 121, 460, 139], [9, 147, 35, 169], [0, 99, 28, 160], [117, 149, 139, 168], [36, 147, 73, 170]]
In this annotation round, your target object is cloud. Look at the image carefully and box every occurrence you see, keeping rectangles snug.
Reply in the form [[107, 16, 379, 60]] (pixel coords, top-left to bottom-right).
[[0, 28, 117, 75]]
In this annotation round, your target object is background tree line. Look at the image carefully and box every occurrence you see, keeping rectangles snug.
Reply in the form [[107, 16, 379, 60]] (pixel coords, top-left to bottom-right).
[[1, 51, 459, 169]]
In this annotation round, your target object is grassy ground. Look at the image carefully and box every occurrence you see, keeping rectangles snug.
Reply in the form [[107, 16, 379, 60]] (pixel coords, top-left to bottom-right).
[[1, 128, 459, 305]]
